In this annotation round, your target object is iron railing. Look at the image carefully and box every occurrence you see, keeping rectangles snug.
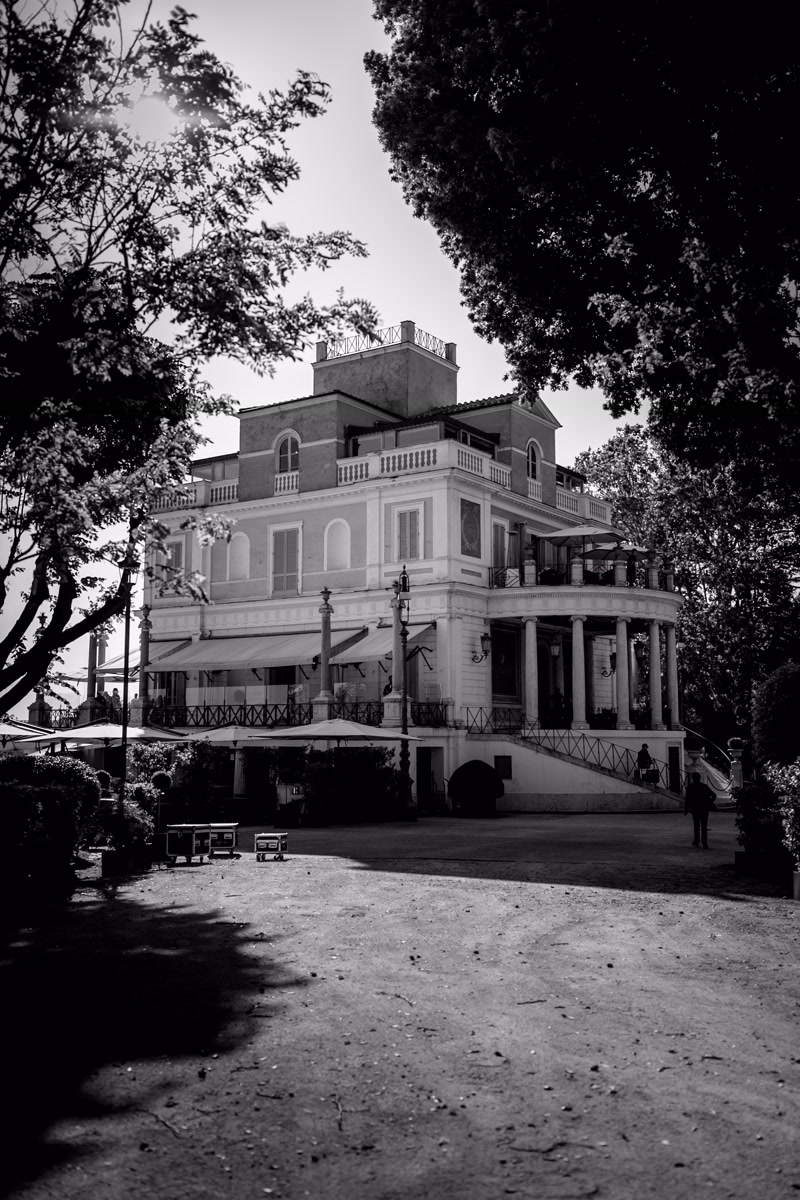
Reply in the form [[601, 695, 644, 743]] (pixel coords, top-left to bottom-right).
[[331, 701, 383, 726], [413, 326, 447, 357], [463, 708, 683, 793], [410, 701, 449, 727], [325, 323, 449, 361], [152, 703, 313, 729]]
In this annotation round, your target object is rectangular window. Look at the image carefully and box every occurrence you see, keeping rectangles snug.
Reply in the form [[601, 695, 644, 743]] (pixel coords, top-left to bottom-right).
[[494, 755, 513, 780], [167, 541, 184, 573], [272, 527, 300, 595], [396, 507, 421, 561], [492, 521, 508, 569]]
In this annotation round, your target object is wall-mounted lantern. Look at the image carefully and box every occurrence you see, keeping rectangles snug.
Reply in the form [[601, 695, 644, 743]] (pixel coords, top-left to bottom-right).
[[472, 632, 492, 663]]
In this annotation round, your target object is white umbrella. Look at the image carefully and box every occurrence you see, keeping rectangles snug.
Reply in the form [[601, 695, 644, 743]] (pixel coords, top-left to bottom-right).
[[248, 717, 419, 747], [0, 718, 44, 749], [18, 721, 188, 748], [181, 724, 266, 748]]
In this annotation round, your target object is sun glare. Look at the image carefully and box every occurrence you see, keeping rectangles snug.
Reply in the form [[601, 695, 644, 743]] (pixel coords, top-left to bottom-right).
[[125, 96, 179, 144]]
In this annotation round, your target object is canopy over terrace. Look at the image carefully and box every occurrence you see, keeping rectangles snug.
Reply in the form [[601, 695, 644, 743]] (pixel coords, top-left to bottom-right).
[[150, 630, 365, 673], [329, 623, 434, 666]]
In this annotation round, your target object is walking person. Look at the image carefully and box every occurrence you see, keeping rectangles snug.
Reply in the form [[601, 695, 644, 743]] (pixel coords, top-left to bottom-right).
[[684, 772, 717, 849]]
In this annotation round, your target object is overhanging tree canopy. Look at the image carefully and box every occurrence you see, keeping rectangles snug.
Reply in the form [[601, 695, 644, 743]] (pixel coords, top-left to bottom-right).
[[0, 1, 378, 712], [367, 1, 800, 491]]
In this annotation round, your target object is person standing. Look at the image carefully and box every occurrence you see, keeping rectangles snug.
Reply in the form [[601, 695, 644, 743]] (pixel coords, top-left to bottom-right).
[[684, 772, 716, 849]]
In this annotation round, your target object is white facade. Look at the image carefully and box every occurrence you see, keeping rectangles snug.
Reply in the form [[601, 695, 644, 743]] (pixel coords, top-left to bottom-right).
[[143, 322, 685, 810]]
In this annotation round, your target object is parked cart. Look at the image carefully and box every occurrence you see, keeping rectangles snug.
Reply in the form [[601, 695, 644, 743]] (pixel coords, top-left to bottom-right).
[[255, 831, 288, 862], [166, 823, 211, 865], [209, 822, 239, 856]]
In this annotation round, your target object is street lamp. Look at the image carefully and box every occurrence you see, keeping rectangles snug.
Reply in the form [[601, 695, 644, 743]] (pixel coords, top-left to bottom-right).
[[393, 566, 415, 818], [116, 546, 139, 809]]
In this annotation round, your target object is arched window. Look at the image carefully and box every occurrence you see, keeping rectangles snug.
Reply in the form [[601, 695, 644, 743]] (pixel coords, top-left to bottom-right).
[[229, 532, 250, 581], [277, 435, 299, 473], [324, 519, 351, 571], [527, 440, 539, 479]]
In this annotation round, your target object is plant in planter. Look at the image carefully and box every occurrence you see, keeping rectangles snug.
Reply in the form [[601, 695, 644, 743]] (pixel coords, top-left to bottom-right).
[[96, 769, 113, 798], [100, 800, 154, 875]]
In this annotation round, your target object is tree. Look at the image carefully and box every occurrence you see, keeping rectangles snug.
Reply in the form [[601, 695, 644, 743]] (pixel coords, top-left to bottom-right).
[[752, 664, 800, 767], [0, 1, 377, 711], [366, 2, 800, 493], [574, 427, 800, 746]]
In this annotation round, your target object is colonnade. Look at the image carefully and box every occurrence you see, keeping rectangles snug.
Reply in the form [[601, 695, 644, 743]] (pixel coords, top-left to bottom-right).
[[522, 615, 681, 731]]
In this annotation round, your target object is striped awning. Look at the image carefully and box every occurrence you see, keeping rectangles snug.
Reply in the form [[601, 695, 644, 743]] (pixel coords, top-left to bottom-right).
[[330, 624, 434, 666], [152, 630, 362, 672]]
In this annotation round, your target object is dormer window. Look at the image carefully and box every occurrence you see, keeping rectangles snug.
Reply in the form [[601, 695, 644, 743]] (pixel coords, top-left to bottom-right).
[[277, 435, 299, 473]]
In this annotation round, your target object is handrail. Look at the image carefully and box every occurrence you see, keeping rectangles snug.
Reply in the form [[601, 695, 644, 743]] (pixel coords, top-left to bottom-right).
[[463, 708, 684, 794]]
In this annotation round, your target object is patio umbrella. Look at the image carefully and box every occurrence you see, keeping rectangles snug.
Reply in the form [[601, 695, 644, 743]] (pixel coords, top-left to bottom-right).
[[537, 525, 628, 546], [180, 725, 265, 748], [17, 722, 188, 749], [0, 718, 44, 749], [248, 717, 419, 748]]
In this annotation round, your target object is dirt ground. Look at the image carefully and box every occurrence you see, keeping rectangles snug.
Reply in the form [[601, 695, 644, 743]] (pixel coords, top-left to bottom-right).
[[2, 811, 799, 1200]]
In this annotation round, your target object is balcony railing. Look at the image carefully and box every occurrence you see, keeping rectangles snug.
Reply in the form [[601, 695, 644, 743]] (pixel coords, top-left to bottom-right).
[[528, 478, 543, 501], [152, 703, 313, 729], [555, 490, 612, 523], [410, 701, 450, 728], [337, 439, 511, 489], [331, 700, 383, 726], [274, 470, 299, 495], [153, 478, 239, 513]]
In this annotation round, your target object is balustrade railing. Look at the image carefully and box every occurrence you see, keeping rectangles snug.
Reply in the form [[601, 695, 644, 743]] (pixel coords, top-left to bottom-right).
[[528, 478, 543, 501], [337, 438, 511, 489], [274, 470, 299, 494]]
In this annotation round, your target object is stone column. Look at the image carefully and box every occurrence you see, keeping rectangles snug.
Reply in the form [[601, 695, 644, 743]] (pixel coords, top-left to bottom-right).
[[312, 588, 334, 721], [615, 617, 633, 729], [553, 639, 565, 696], [571, 616, 589, 729], [585, 636, 596, 721], [382, 591, 406, 728], [648, 621, 665, 729], [130, 606, 153, 728], [569, 557, 584, 586], [665, 622, 681, 729], [524, 616, 539, 728], [87, 632, 98, 700], [613, 557, 626, 586]]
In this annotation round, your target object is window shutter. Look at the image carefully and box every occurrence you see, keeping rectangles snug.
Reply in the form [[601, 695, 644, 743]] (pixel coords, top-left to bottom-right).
[[398, 509, 419, 561]]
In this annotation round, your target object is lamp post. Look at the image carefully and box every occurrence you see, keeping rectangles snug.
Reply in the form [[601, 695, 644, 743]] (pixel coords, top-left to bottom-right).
[[393, 566, 415, 818], [117, 547, 139, 810]]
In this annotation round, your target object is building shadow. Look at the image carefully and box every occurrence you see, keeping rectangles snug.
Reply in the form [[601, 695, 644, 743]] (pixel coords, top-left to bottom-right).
[[0, 889, 305, 1195], [234, 817, 790, 901]]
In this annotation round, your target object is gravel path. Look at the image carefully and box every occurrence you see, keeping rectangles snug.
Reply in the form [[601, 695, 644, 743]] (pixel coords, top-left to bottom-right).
[[3, 812, 799, 1200]]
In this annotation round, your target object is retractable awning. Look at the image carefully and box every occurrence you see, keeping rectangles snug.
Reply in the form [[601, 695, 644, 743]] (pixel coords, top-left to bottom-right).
[[97, 641, 188, 675], [330, 624, 434, 666], [152, 630, 362, 672]]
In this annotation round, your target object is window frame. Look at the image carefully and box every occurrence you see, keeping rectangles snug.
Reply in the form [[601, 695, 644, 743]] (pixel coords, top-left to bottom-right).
[[269, 522, 303, 597], [276, 434, 299, 474], [394, 503, 423, 562]]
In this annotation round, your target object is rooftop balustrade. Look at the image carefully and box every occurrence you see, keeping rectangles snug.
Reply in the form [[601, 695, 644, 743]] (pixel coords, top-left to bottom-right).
[[153, 478, 239, 513], [337, 438, 512, 489]]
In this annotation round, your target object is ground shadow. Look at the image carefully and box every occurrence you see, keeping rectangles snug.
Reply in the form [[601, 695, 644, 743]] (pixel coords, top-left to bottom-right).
[[0, 886, 306, 1195], [235, 816, 791, 901]]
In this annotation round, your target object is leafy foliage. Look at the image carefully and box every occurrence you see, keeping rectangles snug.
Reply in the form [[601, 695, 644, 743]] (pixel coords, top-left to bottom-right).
[[752, 663, 800, 768], [100, 798, 154, 850], [0, 1, 378, 710], [733, 779, 787, 861], [367, 2, 800, 493], [766, 760, 800, 869], [0, 752, 102, 853], [301, 747, 402, 824], [575, 426, 800, 745]]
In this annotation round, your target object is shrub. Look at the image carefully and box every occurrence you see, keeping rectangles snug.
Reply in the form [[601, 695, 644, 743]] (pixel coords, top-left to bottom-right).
[[733, 779, 789, 861], [99, 800, 154, 850], [0, 754, 101, 850], [752, 662, 800, 767], [151, 771, 172, 792], [300, 747, 403, 824], [127, 742, 175, 780], [766, 759, 800, 870], [96, 769, 112, 793]]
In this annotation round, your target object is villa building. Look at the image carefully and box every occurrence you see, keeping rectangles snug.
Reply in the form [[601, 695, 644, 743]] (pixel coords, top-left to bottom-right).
[[139, 321, 685, 811]]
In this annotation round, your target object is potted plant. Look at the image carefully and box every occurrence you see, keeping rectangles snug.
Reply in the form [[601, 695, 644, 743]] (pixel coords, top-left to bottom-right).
[[101, 799, 154, 876]]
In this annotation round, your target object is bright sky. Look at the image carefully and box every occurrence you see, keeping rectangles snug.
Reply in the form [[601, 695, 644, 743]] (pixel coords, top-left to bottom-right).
[[9, 0, 636, 715]]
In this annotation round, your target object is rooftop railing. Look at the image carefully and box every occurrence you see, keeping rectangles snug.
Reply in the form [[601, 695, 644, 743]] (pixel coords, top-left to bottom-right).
[[322, 320, 455, 362]]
